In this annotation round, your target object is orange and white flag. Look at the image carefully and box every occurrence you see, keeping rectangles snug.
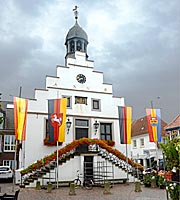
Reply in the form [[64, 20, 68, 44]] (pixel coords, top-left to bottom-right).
[[14, 97, 28, 141]]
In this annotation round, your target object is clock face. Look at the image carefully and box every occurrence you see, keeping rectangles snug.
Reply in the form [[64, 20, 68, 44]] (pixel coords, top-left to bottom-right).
[[76, 74, 86, 84]]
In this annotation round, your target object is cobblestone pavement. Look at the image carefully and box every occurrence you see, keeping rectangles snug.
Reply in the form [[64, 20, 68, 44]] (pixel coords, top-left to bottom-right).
[[0, 183, 167, 200]]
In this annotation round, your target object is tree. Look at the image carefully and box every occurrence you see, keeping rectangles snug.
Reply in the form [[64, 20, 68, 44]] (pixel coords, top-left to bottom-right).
[[160, 137, 179, 171], [160, 136, 180, 200]]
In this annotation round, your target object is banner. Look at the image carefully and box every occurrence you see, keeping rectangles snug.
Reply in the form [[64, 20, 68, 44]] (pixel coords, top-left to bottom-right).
[[48, 98, 67, 142], [13, 97, 28, 141], [146, 108, 161, 142], [118, 106, 132, 144]]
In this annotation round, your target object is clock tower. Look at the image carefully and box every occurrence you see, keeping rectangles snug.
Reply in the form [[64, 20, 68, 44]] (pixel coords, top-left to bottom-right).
[[65, 6, 88, 63]]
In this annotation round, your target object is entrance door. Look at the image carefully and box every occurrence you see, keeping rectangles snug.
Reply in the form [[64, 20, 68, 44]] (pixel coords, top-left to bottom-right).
[[84, 156, 93, 180], [75, 128, 88, 153]]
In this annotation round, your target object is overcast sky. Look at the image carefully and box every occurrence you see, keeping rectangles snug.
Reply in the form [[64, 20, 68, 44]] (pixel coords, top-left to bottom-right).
[[0, 0, 179, 123]]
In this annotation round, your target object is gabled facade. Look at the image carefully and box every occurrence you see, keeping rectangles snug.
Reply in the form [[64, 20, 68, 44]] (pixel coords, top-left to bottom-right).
[[18, 10, 139, 187], [24, 49, 125, 165], [131, 116, 167, 169], [164, 114, 180, 139]]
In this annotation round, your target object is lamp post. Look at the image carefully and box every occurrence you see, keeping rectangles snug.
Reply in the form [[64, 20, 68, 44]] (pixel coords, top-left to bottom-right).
[[93, 120, 99, 134], [66, 118, 72, 134]]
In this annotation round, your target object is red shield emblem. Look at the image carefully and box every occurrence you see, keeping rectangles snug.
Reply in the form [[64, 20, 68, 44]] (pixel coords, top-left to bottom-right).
[[50, 113, 63, 127]]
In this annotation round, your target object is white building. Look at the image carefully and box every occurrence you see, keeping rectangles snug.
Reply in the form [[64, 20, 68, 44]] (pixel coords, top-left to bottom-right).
[[18, 10, 138, 187], [131, 116, 167, 170]]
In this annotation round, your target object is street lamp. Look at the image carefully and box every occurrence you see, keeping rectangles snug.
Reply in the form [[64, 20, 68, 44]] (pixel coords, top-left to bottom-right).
[[93, 120, 99, 134], [66, 118, 72, 134]]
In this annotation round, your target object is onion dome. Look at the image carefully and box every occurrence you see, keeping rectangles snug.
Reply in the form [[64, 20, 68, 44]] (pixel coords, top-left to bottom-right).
[[65, 6, 88, 60]]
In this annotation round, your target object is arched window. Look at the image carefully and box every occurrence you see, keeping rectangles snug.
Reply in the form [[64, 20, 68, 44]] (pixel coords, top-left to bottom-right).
[[70, 41, 75, 52], [77, 40, 82, 51]]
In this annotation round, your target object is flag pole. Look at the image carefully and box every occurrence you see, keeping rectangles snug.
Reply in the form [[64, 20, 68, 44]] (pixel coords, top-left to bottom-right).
[[150, 100, 159, 170], [56, 91, 59, 189], [56, 141, 59, 188], [13, 87, 22, 192], [12, 140, 17, 192], [19, 87, 26, 170], [126, 143, 129, 183], [155, 141, 159, 170]]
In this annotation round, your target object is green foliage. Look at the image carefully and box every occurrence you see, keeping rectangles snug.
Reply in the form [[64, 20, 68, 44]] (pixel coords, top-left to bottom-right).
[[166, 182, 180, 200], [143, 174, 152, 185], [160, 136, 180, 200], [160, 137, 180, 171], [0, 117, 3, 124], [157, 175, 165, 187]]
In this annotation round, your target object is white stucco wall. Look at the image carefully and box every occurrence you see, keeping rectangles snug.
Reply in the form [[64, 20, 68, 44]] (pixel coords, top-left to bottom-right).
[[19, 51, 133, 184], [130, 133, 163, 169]]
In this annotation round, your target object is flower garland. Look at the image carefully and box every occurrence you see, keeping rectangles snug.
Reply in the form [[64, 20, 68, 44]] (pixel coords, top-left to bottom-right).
[[43, 137, 63, 146], [21, 138, 143, 175]]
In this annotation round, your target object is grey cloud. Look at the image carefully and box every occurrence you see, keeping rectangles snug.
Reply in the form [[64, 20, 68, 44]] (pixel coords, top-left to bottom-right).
[[0, 0, 179, 123], [0, 35, 43, 72], [13, 0, 55, 16]]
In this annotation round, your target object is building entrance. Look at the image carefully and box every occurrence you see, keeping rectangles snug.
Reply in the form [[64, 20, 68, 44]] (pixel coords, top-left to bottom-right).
[[84, 156, 93, 180]]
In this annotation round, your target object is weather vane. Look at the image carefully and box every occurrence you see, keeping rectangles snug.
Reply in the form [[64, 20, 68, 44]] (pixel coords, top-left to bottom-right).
[[73, 6, 79, 21]]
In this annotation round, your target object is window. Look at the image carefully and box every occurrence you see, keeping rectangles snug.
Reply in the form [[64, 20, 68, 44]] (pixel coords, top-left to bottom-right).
[[4, 135, 16, 152], [70, 41, 75, 52], [75, 119, 89, 127], [75, 96, 87, 105], [62, 96, 72, 108], [92, 99, 101, 111], [77, 40, 82, 51], [140, 138, 144, 147], [133, 140, 137, 148], [3, 160, 15, 169], [100, 123, 112, 140]]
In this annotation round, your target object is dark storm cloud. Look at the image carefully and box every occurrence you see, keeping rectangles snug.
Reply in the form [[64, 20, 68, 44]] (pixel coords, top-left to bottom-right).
[[0, 0, 179, 123], [0, 35, 43, 93], [0, 36, 43, 71], [88, 0, 180, 122]]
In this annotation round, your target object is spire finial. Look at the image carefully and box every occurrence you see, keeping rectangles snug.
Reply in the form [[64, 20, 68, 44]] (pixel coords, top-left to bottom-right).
[[73, 6, 79, 22]]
